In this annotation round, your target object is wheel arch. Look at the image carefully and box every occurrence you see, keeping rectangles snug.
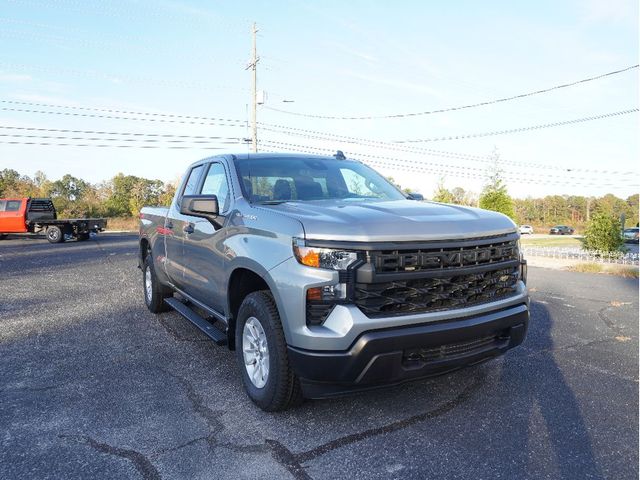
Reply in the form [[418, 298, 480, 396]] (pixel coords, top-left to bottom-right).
[[226, 263, 284, 350], [139, 237, 150, 268]]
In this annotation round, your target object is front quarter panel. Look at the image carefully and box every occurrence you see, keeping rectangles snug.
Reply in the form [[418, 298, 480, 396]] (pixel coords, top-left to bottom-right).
[[222, 201, 306, 326]]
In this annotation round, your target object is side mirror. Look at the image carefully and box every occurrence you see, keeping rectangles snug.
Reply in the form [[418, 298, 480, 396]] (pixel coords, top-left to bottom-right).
[[180, 195, 219, 220], [406, 192, 424, 201]]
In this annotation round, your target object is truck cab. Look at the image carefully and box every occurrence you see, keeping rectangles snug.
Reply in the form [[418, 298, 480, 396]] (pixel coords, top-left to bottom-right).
[[0, 198, 29, 233]]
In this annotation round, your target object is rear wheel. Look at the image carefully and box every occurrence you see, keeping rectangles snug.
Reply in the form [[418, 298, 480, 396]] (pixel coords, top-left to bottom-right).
[[143, 254, 172, 313], [0, 234, 7, 240], [235, 291, 303, 411], [46, 226, 64, 243]]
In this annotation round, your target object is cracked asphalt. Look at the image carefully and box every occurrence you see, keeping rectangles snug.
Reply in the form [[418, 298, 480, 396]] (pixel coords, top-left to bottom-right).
[[1, 232, 637, 479]]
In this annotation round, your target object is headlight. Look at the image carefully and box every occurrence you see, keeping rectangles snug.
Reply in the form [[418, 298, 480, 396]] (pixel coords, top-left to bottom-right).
[[293, 238, 358, 270]]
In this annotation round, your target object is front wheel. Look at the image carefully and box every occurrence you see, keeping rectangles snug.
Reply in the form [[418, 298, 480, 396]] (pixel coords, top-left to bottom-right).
[[142, 254, 172, 313], [235, 291, 303, 411], [46, 226, 64, 243]]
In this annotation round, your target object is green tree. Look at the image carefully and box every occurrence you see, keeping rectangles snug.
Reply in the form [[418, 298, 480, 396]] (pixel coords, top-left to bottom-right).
[[0, 169, 38, 197], [159, 183, 177, 206], [0, 168, 21, 196], [432, 179, 454, 203], [129, 178, 164, 216], [478, 151, 515, 220], [583, 211, 623, 252]]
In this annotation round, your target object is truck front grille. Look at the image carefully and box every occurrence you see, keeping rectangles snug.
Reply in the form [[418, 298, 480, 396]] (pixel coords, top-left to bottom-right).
[[354, 265, 520, 318], [371, 238, 518, 273]]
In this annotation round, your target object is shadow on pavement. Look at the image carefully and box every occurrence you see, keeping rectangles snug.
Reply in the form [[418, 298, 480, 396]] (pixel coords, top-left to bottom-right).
[[499, 302, 603, 478]]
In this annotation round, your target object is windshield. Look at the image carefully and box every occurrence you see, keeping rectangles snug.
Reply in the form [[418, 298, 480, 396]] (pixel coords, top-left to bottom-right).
[[234, 156, 406, 203]]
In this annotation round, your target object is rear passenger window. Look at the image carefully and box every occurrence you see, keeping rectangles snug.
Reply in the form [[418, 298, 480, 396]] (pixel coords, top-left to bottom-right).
[[6, 200, 21, 211], [0, 200, 5, 212]]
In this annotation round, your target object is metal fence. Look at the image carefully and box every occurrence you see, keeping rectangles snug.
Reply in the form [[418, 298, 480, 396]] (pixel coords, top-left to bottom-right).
[[522, 247, 640, 266]]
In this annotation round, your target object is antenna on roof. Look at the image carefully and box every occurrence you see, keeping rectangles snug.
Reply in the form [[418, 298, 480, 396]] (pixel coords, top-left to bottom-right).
[[334, 150, 346, 160]]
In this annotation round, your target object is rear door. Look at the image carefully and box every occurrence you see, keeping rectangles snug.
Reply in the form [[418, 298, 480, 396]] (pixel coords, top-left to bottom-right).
[[180, 161, 232, 313], [0, 199, 28, 233], [163, 165, 205, 287]]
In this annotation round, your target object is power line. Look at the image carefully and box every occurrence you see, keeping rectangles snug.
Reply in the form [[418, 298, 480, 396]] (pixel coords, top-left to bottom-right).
[[258, 140, 638, 188], [3, 100, 635, 176], [0, 133, 242, 144], [7, 100, 633, 170], [260, 121, 637, 176], [393, 108, 639, 143], [0, 125, 242, 140], [0, 140, 228, 149], [0, 107, 247, 128], [0, 100, 244, 123], [263, 64, 639, 120]]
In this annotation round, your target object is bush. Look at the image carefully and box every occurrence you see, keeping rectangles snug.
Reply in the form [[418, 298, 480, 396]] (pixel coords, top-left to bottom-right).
[[583, 212, 623, 252]]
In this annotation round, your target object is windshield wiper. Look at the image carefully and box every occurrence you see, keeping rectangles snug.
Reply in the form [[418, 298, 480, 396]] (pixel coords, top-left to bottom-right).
[[256, 200, 289, 205]]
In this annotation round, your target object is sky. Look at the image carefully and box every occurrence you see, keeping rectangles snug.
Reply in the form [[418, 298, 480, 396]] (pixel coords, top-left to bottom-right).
[[0, 0, 638, 199]]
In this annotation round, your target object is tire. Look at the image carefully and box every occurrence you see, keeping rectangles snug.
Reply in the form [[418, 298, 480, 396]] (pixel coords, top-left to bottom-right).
[[77, 232, 90, 241], [142, 254, 172, 313], [46, 226, 64, 243], [0, 234, 7, 240], [235, 291, 303, 411]]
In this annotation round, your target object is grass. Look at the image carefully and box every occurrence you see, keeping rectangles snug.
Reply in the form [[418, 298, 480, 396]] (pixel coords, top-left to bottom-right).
[[105, 217, 138, 232], [519, 236, 584, 248], [568, 262, 639, 278]]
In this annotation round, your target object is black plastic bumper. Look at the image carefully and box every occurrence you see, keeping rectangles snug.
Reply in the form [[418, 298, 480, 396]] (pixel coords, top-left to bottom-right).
[[288, 303, 529, 398]]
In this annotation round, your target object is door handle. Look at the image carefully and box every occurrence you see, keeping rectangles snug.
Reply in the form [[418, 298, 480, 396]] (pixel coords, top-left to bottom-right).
[[183, 224, 195, 234]]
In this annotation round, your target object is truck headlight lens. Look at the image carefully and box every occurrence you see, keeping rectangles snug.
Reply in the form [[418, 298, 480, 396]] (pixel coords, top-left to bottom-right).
[[293, 238, 358, 270]]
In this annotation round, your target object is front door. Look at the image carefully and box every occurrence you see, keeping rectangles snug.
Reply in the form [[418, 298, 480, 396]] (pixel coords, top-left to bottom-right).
[[163, 164, 205, 288], [181, 161, 232, 313]]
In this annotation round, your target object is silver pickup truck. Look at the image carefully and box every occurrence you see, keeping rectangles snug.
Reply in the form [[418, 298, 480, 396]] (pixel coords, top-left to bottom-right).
[[139, 152, 529, 411]]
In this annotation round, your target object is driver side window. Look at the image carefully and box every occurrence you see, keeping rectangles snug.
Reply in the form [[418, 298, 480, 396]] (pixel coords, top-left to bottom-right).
[[200, 163, 230, 212]]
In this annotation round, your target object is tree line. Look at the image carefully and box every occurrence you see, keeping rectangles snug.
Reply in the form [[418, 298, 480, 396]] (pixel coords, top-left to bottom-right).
[[432, 180, 638, 229], [0, 168, 176, 218], [1, 167, 637, 230]]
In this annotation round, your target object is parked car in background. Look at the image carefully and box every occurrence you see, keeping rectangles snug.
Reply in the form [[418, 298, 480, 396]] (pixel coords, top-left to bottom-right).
[[549, 225, 574, 235], [519, 225, 534, 235], [623, 227, 639, 243]]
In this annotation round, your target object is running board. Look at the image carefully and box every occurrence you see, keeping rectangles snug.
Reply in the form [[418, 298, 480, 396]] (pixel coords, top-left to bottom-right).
[[164, 297, 228, 345]]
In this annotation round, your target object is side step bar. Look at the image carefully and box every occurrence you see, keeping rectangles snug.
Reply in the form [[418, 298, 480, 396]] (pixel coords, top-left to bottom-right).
[[165, 297, 228, 346]]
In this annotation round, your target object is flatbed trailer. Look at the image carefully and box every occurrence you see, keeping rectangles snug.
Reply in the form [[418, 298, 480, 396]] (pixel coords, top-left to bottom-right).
[[0, 197, 106, 243]]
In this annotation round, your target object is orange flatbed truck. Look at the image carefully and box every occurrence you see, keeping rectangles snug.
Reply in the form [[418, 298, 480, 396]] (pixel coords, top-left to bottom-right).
[[0, 198, 106, 243]]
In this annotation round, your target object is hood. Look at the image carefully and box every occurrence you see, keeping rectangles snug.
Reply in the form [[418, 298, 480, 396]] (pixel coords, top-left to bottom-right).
[[258, 199, 517, 242]]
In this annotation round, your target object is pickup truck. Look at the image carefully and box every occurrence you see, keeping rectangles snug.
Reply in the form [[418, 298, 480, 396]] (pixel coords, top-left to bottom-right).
[[139, 152, 529, 411], [0, 197, 106, 243]]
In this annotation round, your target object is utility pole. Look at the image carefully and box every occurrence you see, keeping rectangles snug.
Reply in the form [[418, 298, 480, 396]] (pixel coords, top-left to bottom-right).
[[247, 22, 259, 153]]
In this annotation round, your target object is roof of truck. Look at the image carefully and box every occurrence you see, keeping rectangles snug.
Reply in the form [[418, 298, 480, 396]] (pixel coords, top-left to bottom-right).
[[199, 152, 353, 163]]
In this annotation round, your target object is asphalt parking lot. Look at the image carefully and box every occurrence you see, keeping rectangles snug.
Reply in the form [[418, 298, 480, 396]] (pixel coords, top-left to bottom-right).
[[1, 233, 638, 480]]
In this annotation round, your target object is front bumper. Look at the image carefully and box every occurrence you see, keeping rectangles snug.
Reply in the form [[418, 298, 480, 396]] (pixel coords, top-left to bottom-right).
[[288, 303, 529, 398]]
